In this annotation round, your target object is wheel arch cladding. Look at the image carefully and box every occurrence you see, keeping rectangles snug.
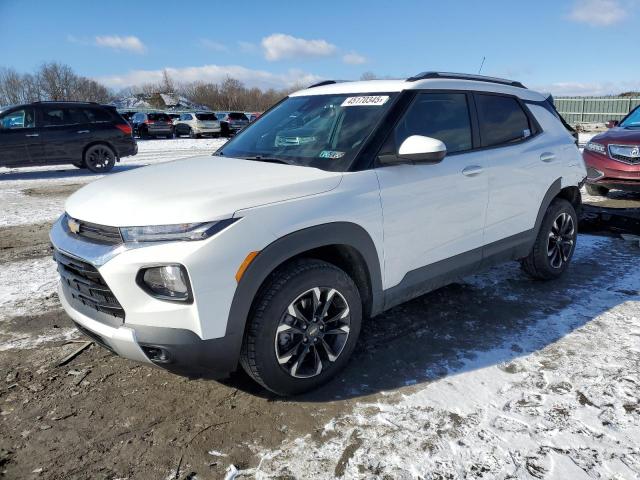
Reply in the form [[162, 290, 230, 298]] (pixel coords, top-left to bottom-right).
[[223, 222, 383, 369]]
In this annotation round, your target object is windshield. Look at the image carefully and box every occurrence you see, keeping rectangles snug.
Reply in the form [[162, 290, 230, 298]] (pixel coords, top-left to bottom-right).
[[620, 106, 640, 128], [196, 113, 217, 121], [217, 93, 397, 171]]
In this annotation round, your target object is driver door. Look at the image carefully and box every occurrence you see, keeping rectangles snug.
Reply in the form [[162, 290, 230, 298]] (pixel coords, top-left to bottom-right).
[[0, 108, 36, 166], [375, 92, 488, 294]]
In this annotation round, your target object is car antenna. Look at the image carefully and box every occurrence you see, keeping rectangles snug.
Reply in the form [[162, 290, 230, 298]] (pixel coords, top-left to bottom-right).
[[478, 56, 486, 74]]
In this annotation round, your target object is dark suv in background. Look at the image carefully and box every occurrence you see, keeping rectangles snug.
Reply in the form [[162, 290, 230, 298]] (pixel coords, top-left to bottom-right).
[[0, 101, 137, 173], [215, 111, 250, 136], [130, 112, 174, 139]]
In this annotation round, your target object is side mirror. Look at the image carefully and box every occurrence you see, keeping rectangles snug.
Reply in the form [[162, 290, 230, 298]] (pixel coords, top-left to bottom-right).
[[397, 135, 447, 163], [606, 120, 619, 128]]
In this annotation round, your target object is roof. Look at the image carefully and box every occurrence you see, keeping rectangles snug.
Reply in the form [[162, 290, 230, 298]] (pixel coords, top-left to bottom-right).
[[291, 77, 546, 102]]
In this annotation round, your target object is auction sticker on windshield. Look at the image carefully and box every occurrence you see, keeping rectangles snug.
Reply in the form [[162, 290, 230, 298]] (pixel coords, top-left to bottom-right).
[[341, 96, 389, 107]]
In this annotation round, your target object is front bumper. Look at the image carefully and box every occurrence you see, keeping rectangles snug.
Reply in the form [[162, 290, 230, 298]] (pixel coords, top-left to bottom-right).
[[50, 215, 246, 378], [583, 150, 640, 191]]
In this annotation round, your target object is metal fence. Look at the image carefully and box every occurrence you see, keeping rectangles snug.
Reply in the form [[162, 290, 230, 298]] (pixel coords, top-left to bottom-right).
[[554, 96, 640, 124]]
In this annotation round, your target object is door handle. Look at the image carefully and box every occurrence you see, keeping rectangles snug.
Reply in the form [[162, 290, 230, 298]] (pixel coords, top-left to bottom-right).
[[462, 165, 483, 177], [540, 152, 556, 163], [77, 130, 90, 134], [25, 133, 39, 137]]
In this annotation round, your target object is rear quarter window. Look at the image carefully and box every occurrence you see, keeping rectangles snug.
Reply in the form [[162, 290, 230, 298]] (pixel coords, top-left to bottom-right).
[[84, 107, 112, 123], [475, 94, 532, 148]]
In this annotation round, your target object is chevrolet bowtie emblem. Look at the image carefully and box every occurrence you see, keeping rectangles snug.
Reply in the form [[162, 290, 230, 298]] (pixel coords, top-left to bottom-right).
[[67, 217, 81, 234]]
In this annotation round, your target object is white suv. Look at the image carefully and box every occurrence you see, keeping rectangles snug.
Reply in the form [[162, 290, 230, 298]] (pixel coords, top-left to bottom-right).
[[173, 111, 221, 138], [51, 72, 586, 395]]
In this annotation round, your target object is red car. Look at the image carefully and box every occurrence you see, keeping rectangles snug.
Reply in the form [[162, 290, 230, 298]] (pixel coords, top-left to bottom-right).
[[583, 105, 640, 196]]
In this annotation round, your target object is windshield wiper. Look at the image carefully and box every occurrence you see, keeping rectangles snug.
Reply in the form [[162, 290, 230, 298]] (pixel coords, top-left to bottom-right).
[[239, 156, 294, 165]]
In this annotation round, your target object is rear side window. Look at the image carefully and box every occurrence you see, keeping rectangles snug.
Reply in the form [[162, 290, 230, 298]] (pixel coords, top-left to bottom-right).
[[475, 94, 531, 147], [84, 107, 112, 123], [394, 93, 473, 153], [39, 107, 86, 126], [182, 113, 193, 120]]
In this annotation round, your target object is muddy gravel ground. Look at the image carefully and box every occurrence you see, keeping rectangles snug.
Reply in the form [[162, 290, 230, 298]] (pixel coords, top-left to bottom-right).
[[1, 219, 639, 479], [1, 153, 639, 479]]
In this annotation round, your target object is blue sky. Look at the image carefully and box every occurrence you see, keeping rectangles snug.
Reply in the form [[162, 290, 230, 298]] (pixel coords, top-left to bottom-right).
[[1, 0, 639, 95]]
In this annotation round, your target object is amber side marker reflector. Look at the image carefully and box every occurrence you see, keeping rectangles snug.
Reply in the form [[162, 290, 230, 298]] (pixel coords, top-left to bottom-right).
[[235, 251, 259, 282]]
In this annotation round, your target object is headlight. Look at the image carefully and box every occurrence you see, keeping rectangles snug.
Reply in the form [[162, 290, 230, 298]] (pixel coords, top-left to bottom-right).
[[137, 265, 191, 302], [120, 219, 237, 243], [585, 142, 606, 154]]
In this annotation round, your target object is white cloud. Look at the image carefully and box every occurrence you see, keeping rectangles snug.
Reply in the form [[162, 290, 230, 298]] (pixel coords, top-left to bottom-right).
[[97, 64, 323, 90], [342, 51, 367, 65], [95, 35, 147, 54], [261, 33, 337, 61], [199, 39, 228, 52], [568, 0, 627, 26], [533, 80, 640, 96]]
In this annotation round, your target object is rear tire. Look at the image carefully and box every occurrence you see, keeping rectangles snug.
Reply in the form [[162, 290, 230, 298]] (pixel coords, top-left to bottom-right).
[[521, 198, 577, 280], [240, 259, 362, 396], [84, 144, 116, 173], [585, 184, 609, 196], [221, 123, 230, 137]]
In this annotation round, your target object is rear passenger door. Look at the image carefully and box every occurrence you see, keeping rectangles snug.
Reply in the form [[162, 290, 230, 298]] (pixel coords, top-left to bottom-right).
[[33, 106, 90, 163], [375, 92, 489, 290], [473, 93, 548, 245]]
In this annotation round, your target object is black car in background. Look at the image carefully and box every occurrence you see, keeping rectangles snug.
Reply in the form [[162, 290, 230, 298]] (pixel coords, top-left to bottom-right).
[[130, 112, 174, 139], [215, 111, 250, 136], [0, 101, 137, 173]]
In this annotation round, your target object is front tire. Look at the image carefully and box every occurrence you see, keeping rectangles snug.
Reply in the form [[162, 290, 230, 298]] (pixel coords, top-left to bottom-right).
[[240, 259, 362, 396], [84, 144, 116, 173], [521, 198, 578, 280], [585, 183, 609, 196]]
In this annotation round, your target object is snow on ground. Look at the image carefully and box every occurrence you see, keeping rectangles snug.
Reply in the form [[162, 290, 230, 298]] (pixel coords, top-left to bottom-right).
[[247, 235, 640, 479], [0, 137, 226, 226]]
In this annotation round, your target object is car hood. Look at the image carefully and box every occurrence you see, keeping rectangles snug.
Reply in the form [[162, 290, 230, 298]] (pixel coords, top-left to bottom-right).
[[593, 127, 640, 145], [65, 156, 342, 226]]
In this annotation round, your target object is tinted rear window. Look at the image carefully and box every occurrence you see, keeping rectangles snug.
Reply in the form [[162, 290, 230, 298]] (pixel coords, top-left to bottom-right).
[[475, 94, 531, 147], [228, 112, 248, 120], [195, 113, 217, 121], [148, 113, 171, 121]]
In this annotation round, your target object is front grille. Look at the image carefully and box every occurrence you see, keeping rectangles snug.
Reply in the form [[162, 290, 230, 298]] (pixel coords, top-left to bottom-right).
[[608, 145, 640, 165], [54, 249, 125, 321], [610, 153, 640, 165], [67, 215, 122, 245]]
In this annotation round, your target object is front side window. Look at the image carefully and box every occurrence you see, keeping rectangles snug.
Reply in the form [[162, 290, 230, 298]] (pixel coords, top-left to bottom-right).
[[476, 94, 531, 147], [620, 106, 640, 128], [218, 93, 397, 171], [394, 93, 472, 154], [0, 108, 35, 129]]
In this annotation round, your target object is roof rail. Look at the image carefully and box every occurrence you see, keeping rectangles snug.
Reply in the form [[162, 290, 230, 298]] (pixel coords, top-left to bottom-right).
[[307, 80, 337, 88], [406, 71, 526, 89], [33, 100, 100, 104]]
